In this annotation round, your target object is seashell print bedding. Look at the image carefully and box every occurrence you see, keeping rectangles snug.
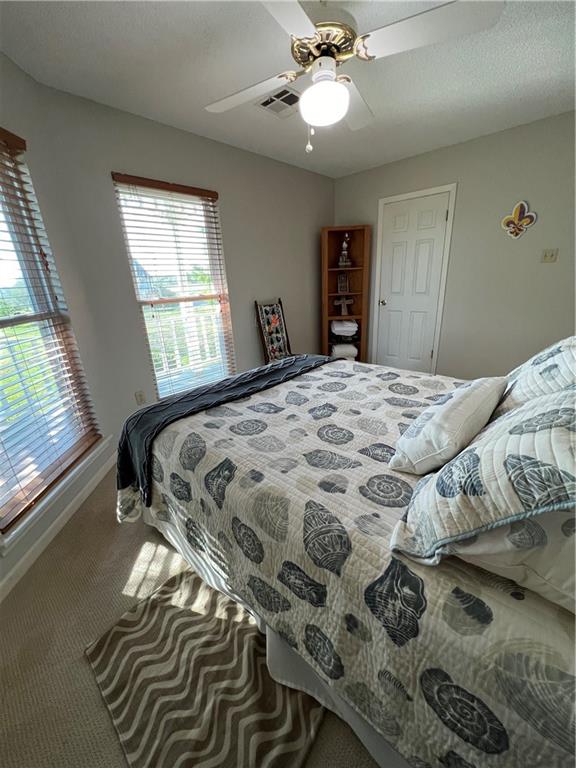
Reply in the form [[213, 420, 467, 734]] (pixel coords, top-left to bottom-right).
[[391, 366, 575, 612], [117, 359, 575, 767]]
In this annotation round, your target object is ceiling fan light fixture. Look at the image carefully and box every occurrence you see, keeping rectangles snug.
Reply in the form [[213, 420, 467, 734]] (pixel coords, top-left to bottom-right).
[[299, 80, 350, 127], [299, 56, 350, 127]]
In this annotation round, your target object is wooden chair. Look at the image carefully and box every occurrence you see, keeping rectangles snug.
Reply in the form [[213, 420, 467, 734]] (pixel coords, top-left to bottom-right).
[[254, 298, 292, 364]]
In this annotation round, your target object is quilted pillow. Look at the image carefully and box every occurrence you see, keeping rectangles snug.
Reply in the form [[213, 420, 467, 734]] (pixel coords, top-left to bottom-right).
[[390, 389, 576, 611], [389, 376, 507, 475], [494, 335, 575, 417]]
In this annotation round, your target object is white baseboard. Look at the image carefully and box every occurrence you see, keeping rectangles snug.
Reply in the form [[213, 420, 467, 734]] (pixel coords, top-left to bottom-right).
[[0, 437, 116, 603]]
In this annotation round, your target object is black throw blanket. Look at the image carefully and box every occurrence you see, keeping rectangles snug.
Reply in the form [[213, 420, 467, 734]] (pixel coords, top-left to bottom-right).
[[117, 354, 334, 506]]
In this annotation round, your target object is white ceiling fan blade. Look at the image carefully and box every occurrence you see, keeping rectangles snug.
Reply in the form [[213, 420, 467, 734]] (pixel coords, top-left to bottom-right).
[[345, 80, 374, 131], [356, 1, 504, 61], [261, 1, 316, 38], [205, 71, 304, 113]]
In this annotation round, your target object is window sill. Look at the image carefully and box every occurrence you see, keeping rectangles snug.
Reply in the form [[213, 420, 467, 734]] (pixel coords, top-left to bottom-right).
[[0, 434, 114, 556]]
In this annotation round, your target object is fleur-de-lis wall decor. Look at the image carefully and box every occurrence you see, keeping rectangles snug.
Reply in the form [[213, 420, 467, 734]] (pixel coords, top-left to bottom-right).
[[501, 200, 537, 239]]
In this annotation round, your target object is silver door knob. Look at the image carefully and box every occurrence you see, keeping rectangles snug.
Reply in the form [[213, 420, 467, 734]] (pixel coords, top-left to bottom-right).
[[379, 299, 387, 306]]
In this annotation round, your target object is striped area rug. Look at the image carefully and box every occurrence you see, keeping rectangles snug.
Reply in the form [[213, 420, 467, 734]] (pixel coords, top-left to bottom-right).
[[86, 570, 324, 768]]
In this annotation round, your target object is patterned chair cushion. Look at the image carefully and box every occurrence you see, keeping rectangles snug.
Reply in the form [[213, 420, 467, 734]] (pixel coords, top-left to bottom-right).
[[389, 376, 507, 475], [390, 388, 576, 611], [494, 335, 576, 418]]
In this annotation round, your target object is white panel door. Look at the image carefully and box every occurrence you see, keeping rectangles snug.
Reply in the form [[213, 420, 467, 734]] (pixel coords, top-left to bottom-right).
[[375, 192, 449, 372]]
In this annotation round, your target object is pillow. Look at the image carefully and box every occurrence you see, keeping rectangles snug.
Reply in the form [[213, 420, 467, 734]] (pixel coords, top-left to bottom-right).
[[389, 376, 507, 475], [390, 389, 576, 611], [493, 335, 576, 418], [450, 510, 574, 612]]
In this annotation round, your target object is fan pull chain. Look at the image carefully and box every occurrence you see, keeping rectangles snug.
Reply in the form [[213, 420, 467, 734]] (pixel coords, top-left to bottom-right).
[[305, 126, 315, 154]]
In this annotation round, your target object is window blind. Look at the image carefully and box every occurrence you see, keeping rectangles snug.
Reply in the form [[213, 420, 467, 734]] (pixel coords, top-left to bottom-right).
[[0, 128, 100, 531], [112, 173, 236, 398]]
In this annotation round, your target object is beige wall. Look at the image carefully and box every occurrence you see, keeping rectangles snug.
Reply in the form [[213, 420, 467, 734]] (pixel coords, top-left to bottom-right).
[[0, 53, 333, 440], [335, 112, 575, 379]]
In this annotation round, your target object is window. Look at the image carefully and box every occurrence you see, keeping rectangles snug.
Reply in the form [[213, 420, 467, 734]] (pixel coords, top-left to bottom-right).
[[0, 127, 100, 531], [112, 173, 235, 398]]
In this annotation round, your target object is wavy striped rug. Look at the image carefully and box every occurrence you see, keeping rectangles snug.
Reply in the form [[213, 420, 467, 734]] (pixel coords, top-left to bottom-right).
[[86, 570, 324, 768]]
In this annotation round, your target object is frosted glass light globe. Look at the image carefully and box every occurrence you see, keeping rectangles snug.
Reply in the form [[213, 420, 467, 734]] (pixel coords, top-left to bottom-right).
[[299, 80, 350, 127]]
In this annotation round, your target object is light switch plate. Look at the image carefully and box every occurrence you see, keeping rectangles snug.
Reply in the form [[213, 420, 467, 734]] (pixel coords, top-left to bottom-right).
[[541, 249, 559, 263], [135, 390, 146, 405]]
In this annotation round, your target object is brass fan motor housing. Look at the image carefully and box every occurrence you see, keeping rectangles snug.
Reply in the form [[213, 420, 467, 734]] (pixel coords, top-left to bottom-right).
[[291, 21, 358, 69]]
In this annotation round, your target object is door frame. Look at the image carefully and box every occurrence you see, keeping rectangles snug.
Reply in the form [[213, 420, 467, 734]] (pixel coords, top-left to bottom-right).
[[371, 183, 457, 373]]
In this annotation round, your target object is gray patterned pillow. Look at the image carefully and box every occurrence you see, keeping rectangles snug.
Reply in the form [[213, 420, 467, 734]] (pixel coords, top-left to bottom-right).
[[390, 389, 576, 611], [494, 335, 575, 418]]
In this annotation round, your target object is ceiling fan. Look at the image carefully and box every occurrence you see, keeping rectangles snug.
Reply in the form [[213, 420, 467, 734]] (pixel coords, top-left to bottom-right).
[[205, 1, 504, 135]]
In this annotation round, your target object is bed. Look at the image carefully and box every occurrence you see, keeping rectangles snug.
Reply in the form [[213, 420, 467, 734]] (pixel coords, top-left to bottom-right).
[[117, 354, 575, 768]]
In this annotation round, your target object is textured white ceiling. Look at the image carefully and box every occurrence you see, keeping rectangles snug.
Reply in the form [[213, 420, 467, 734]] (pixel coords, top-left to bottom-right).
[[0, 1, 573, 178]]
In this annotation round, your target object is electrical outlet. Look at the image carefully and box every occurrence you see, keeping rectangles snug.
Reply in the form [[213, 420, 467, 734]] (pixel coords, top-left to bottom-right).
[[134, 390, 146, 406], [541, 249, 559, 263]]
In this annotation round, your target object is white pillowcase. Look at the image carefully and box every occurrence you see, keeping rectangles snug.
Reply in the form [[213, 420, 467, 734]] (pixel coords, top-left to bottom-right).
[[389, 376, 507, 475]]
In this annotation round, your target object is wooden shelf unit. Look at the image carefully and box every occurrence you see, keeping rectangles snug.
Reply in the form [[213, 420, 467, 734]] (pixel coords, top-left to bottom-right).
[[321, 225, 371, 362]]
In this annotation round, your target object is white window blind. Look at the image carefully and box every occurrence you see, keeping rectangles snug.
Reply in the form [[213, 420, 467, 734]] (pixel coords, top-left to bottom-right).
[[112, 174, 236, 398], [0, 128, 100, 531]]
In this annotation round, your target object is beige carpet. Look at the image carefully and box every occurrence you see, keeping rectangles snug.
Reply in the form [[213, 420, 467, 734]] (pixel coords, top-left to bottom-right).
[[1, 468, 379, 768]]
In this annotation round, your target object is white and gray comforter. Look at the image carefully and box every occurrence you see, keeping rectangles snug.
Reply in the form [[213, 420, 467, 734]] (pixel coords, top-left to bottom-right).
[[118, 360, 575, 768]]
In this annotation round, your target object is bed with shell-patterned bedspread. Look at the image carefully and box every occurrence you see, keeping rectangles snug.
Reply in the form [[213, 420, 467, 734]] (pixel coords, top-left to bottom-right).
[[117, 359, 575, 768]]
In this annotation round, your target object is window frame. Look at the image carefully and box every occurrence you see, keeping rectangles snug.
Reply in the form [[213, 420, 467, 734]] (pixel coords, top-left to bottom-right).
[[0, 128, 101, 532], [111, 172, 236, 399]]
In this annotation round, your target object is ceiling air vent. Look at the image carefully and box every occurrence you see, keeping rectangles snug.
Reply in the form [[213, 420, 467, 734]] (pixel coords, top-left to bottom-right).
[[258, 88, 300, 118]]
